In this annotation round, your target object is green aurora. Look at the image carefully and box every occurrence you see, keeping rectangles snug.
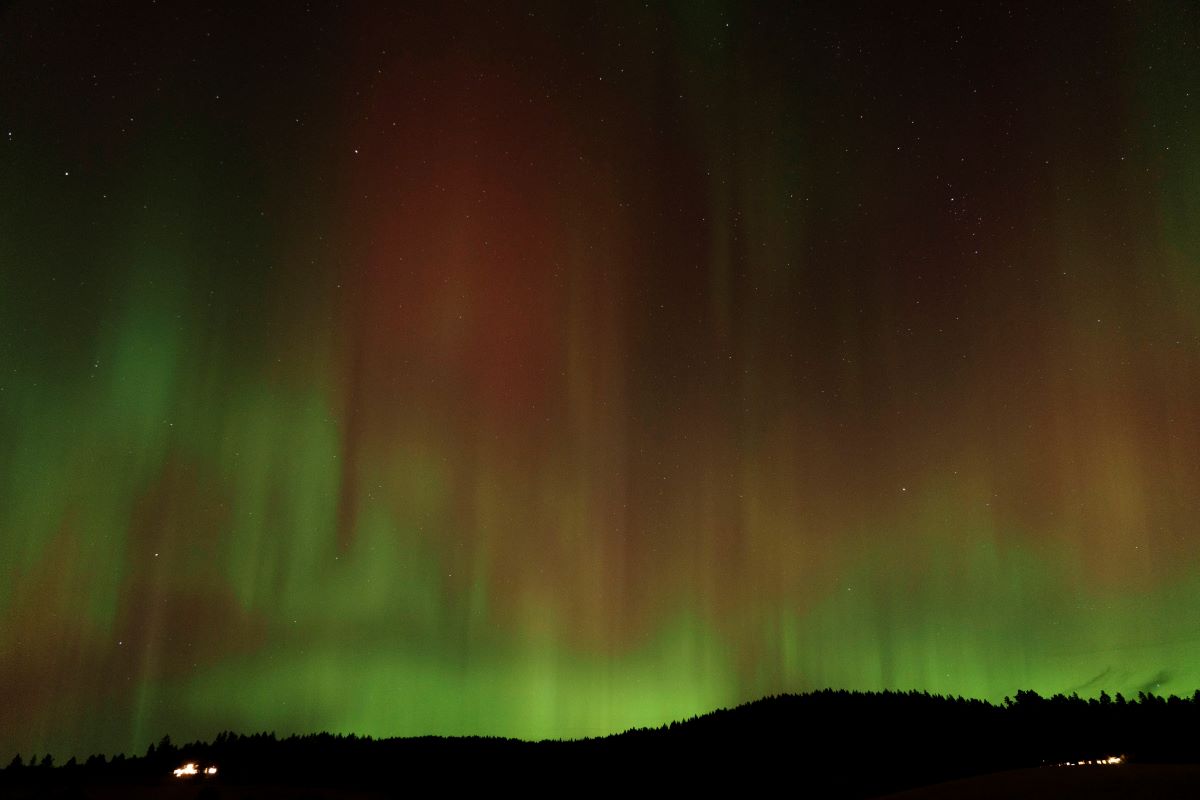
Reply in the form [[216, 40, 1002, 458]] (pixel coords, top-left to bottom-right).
[[2, 1, 1200, 759]]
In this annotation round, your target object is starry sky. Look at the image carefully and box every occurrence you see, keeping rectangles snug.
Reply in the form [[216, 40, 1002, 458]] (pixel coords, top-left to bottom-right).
[[2, 1, 1200, 760]]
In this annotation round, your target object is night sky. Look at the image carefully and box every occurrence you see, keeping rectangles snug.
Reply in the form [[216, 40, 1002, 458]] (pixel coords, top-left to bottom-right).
[[3, 1, 1200, 760]]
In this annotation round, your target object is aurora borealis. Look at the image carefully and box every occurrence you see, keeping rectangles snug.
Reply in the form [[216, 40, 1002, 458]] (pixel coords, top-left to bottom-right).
[[3, 0, 1200, 760]]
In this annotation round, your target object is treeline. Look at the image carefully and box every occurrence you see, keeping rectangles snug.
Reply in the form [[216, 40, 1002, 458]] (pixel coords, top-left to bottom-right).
[[3, 688, 1200, 797]]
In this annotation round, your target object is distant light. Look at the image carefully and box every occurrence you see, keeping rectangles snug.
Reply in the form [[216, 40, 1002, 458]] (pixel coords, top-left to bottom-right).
[[1056, 755, 1123, 768], [173, 762, 218, 778]]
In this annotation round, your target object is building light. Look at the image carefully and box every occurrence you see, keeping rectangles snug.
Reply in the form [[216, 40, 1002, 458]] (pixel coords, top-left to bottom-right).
[[173, 762, 218, 778]]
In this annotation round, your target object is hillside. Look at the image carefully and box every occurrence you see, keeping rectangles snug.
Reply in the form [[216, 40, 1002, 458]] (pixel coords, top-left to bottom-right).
[[4, 689, 1199, 798]]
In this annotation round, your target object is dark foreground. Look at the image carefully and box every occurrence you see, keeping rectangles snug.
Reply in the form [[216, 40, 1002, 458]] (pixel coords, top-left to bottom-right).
[[8, 766, 1200, 800], [881, 764, 1200, 799], [5, 689, 1200, 798]]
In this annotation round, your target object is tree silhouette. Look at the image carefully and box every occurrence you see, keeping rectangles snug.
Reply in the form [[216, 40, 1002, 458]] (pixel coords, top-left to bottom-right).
[[4, 689, 1200, 798]]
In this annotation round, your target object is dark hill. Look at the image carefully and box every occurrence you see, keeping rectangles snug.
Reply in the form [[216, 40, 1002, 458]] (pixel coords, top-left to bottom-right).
[[4, 689, 1200, 798]]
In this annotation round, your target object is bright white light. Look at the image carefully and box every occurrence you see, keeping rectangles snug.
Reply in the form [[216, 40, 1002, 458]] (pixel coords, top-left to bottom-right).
[[204, 766, 218, 775], [1059, 755, 1124, 768], [173, 762, 199, 777]]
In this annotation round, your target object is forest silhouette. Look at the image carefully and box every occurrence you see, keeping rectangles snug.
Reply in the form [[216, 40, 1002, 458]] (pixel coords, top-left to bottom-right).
[[4, 688, 1200, 798]]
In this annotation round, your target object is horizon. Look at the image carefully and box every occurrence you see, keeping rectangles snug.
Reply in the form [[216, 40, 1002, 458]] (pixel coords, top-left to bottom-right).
[[8, 686, 1199, 764], [3, 1, 1200, 763]]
